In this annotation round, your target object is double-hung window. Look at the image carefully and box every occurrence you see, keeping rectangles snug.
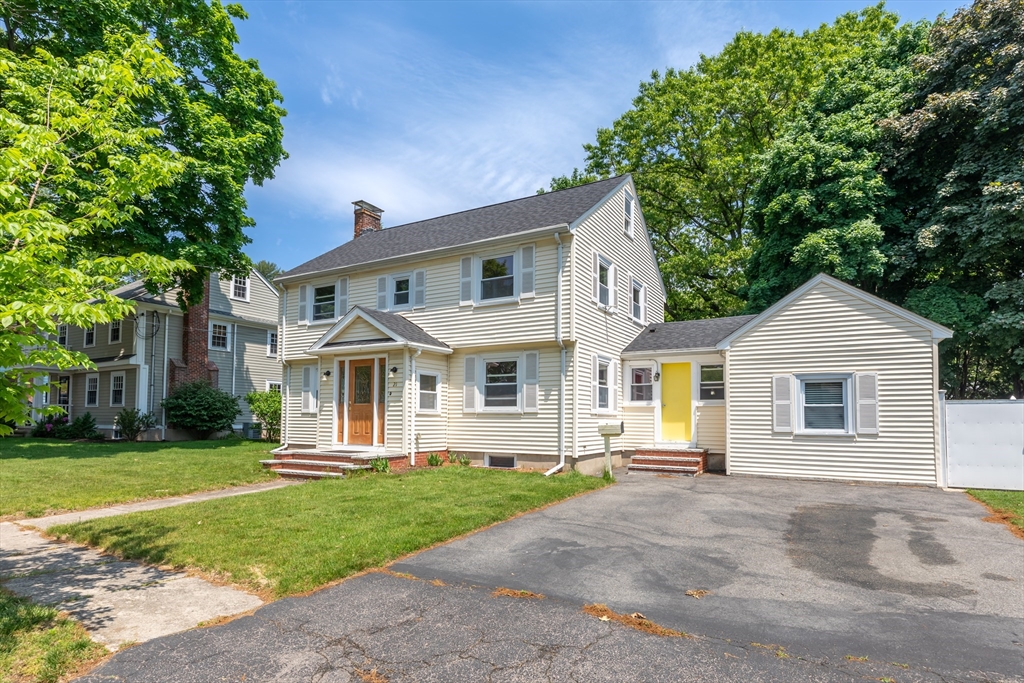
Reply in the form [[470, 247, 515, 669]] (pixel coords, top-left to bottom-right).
[[267, 331, 278, 357], [597, 360, 610, 409], [267, 380, 282, 393], [598, 258, 611, 306], [312, 285, 336, 321], [631, 280, 645, 323], [624, 188, 634, 237], [57, 324, 68, 347], [629, 366, 653, 403], [85, 374, 99, 407], [109, 320, 121, 344], [231, 275, 249, 301], [481, 255, 515, 301], [110, 372, 125, 407], [699, 365, 725, 401], [210, 322, 229, 350], [800, 377, 848, 432], [84, 325, 96, 347], [393, 276, 411, 308], [484, 360, 518, 408], [419, 373, 439, 412]]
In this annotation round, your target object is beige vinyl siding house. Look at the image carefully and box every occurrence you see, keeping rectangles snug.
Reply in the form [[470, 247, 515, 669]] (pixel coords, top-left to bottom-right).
[[271, 178, 951, 486], [273, 176, 661, 474]]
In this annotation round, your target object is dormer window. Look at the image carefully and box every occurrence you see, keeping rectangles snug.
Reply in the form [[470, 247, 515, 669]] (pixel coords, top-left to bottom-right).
[[481, 255, 514, 301]]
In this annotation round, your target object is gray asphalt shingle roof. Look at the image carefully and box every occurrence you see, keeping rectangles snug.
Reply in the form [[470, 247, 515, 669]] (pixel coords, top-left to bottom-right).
[[108, 280, 180, 307], [352, 306, 449, 350], [623, 315, 758, 353], [280, 176, 628, 279]]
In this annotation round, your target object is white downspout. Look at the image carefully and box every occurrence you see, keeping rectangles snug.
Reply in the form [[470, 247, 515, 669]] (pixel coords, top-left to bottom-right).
[[231, 323, 237, 397], [161, 312, 169, 440], [546, 231, 566, 477], [402, 347, 410, 462], [280, 289, 288, 447], [410, 348, 422, 465]]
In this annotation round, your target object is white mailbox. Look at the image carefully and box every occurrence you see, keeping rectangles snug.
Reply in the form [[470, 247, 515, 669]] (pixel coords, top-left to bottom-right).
[[598, 421, 624, 437]]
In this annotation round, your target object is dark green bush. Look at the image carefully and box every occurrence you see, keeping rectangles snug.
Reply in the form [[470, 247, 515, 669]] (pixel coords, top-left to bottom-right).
[[33, 412, 102, 439], [115, 408, 157, 442], [30, 412, 69, 437], [162, 381, 240, 439]]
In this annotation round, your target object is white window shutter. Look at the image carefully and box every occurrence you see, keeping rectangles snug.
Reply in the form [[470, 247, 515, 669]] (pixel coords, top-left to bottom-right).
[[640, 284, 647, 324], [610, 360, 618, 411], [520, 245, 535, 297], [772, 375, 794, 433], [591, 354, 599, 410], [413, 269, 426, 308], [460, 257, 473, 304], [376, 276, 388, 310], [301, 366, 313, 413], [610, 264, 618, 310], [463, 356, 477, 412], [337, 278, 348, 318], [592, 251, 600, 302], [298, 285, 308, 324], [855, 373, 879, 435], [523, 351, 539, 413]]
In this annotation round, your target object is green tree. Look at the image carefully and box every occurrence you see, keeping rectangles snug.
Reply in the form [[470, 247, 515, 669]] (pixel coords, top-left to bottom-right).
[[744, 21, 931, 310], [883, 0, 1024, 397], [0, 37, 190, 434], [253, 259, 282, 282], [162, 381, 240, 439], [0, 0, 287, 305], [244, 389, 281, 441], [552, 5, 903, 320]]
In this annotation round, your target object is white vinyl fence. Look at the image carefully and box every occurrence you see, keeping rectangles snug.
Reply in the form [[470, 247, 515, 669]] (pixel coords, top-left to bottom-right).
[[939, 395, 1024, 490]]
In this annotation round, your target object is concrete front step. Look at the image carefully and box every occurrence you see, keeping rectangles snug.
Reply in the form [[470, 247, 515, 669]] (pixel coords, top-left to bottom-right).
[[260, 459, 370, 473], [627, 464, 701, 476], [274, 469, 347, 480], [273, 451, 405, 464]]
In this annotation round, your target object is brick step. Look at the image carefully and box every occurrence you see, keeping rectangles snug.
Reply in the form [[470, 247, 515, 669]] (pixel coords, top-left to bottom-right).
[[634, 449, 707, 457], [274, 469, 347, 480]]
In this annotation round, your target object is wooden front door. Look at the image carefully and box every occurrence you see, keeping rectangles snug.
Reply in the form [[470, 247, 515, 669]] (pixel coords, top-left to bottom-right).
[[348, 359, 375, 445]]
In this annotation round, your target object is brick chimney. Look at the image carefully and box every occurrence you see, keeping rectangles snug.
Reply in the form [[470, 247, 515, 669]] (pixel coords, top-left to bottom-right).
[[169, 277, 219, 391], [353, 200, 383, 238]]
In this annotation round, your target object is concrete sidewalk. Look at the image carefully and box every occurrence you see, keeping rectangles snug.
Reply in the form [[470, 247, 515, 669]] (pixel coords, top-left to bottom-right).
[[0, 481, 296, 650], [19, 479, 296, 530]]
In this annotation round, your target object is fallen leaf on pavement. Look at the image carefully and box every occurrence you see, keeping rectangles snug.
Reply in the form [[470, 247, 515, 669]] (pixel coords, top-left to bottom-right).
[[685, 589, 710, 599]]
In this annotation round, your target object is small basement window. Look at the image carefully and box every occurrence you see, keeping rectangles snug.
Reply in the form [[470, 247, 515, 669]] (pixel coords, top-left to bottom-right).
[[488, 455, 515, 469]]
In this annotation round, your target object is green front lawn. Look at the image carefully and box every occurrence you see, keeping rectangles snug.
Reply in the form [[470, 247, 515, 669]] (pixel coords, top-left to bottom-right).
[[0, 589, 106, 683], [0, 438, 276, 519], [968, 489, 1024, 533], [52, 467, 608, 597]]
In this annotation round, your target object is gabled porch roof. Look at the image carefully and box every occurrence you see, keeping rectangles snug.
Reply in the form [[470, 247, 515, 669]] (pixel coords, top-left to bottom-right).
[[306, 305, 452, 356]]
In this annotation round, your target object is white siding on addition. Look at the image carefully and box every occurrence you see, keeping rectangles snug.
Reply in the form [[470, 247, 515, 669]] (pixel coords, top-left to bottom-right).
[[725, 280, 941, 485]]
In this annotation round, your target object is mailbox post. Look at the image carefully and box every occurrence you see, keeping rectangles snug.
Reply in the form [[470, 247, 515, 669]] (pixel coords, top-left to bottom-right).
[[597, 421, 625, 475]]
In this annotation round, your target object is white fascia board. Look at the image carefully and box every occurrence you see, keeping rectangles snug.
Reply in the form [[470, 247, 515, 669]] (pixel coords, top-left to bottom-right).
[[276, 223, 571, 285], [249, 267, 281, 298], [305, 342, 406, 356], [308, 307, 405, 352], [716, 273, 954, 350]]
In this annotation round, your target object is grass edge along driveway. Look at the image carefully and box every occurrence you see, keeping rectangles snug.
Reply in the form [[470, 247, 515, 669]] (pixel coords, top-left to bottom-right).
[[967, 489, 1024, 539], [52, 467, 609, 598], [0, 438, 276, 519]]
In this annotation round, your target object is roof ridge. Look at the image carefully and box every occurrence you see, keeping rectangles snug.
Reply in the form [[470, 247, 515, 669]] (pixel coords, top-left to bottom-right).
[[356, 175, 627, 237]]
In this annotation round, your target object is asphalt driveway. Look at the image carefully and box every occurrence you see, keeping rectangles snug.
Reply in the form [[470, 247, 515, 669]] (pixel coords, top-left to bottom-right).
[[393, 473, 1024, 681], [78, 473, 1023, 682]]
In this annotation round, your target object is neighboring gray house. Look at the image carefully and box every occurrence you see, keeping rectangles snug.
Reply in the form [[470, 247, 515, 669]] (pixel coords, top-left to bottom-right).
[[32, 269, 281, 439]]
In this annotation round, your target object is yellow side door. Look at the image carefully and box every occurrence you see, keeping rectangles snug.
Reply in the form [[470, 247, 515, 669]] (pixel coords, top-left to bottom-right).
[[660, 363, 692, 442]]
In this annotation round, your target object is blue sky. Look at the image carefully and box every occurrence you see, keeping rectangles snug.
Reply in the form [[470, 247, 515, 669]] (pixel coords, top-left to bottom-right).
[[235, 0, 964, 271]]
